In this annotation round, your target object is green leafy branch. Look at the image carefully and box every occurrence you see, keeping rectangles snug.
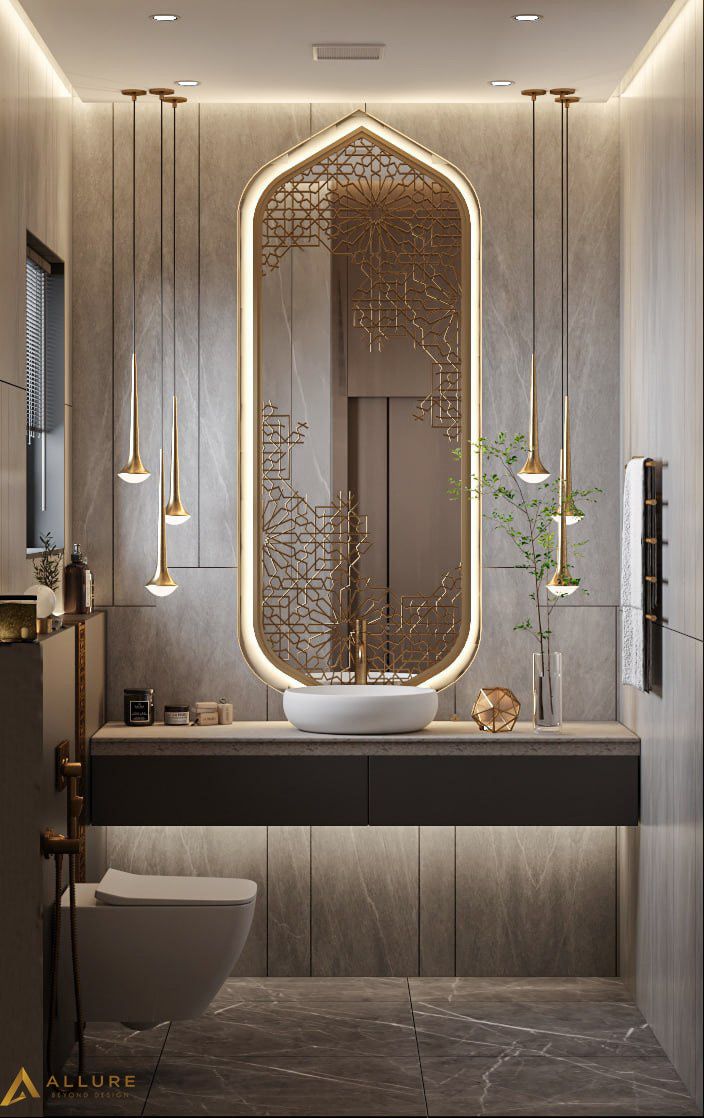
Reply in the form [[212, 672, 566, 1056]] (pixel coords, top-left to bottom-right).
[[449, 432, 601, 661]]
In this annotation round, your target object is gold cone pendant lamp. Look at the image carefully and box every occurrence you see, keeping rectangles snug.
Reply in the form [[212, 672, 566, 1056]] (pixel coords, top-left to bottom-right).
[[118, 89, 150, 484], [547, 451, 580, 597], [164, 96, 190, 525], [518, 88, 550, 485], [146, 449, 178, 597], [552, 91, 583, 525], [553, 395, 583, 524]]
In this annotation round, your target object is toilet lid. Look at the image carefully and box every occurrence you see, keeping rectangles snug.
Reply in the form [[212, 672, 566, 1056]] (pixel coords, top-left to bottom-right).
[[95, 868, 257, 907]]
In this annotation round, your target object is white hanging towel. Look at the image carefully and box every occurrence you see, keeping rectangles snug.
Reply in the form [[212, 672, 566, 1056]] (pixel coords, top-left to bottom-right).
[[621, 457, 646, 690]]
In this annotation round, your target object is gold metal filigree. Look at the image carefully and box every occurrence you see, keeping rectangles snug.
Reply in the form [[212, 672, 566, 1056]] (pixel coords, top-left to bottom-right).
[[261, 403, 462, 683], [260, 134, 462, 438]]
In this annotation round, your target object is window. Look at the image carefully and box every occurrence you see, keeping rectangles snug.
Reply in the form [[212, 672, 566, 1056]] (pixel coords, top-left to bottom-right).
[[25, 237, 65, 552]]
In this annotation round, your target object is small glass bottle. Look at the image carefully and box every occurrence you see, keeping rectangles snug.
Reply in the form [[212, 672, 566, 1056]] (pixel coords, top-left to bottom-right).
[[63, 544, 94, 614]]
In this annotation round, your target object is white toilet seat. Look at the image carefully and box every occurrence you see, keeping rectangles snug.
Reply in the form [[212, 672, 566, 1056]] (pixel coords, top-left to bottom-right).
[[95, 868, 257, 907]]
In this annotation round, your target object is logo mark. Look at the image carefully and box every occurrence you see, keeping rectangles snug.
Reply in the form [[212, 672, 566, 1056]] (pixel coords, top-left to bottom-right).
[[1, 1068, 40, 1107]]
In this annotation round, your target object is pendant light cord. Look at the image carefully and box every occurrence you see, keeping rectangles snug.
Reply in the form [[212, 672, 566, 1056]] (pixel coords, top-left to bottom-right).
[[532, 96, 536, 356], [565, 101, 570, 401], [132, 96, 137, 358], [160, 98, 164, 449], [173, 103, 177, 404], [560, 100, 565, 429]]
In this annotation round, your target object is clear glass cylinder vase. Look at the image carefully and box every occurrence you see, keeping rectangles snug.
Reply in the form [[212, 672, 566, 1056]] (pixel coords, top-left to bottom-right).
[[533, 651, 562, 730]]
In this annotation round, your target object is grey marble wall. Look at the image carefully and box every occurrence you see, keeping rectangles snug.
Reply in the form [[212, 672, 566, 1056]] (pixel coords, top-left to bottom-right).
[[617, 0, 703, 1107], [72, 99, 622, 978]]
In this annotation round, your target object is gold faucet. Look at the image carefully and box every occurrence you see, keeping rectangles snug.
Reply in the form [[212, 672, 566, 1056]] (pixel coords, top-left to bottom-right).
[[353, 619, 368, 685]]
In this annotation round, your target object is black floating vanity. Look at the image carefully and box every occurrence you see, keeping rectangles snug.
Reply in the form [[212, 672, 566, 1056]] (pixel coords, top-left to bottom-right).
[[89, 721, 640, 826]]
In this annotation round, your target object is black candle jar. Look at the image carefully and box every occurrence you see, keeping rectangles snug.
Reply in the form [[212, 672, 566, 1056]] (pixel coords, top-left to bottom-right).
[[124, 688, 154, 726]]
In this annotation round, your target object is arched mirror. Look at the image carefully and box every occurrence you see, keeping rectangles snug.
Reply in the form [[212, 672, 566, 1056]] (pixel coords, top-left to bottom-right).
[[238, 112, 481, 691]]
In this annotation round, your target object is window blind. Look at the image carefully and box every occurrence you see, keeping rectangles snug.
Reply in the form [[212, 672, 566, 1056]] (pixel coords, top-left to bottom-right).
[[26, 256, 46, 444]]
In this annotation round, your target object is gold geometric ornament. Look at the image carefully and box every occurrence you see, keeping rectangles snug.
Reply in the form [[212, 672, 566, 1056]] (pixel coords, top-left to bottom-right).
[[471, 686, 521, 733]]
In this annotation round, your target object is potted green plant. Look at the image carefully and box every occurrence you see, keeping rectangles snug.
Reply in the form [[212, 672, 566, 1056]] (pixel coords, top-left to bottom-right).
[[450, 433, 601, 729]]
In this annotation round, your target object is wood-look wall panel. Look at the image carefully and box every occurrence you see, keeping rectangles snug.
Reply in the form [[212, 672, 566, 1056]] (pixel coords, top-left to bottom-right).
[[0, 2, 21, 390], [267, 826, 311, 976], [311, 826, 419, 976], [456, 826, 616, 976], [72, 101, 114, 603], [197, 105, 308, 567], [419, 826, 455, 976], [0, 383, 26, 593], [618, 1, 703, 1107]]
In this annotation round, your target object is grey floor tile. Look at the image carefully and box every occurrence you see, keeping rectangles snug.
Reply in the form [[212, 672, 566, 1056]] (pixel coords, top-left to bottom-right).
[[44, 1022, 168, 1116], [161, 977, 417, 1060], [421, 1055, 700, 1116], [143, 1054, 427, 1116], [410, 979, 661, 1059], [410, 977, 635, 1005]]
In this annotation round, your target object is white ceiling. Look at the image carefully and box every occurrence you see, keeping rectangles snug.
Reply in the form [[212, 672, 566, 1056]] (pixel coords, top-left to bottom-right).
[[20, 0, 671, 103]]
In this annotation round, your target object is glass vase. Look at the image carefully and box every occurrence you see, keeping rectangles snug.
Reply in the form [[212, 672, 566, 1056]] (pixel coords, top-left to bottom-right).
[[533, 651, 562, 730]]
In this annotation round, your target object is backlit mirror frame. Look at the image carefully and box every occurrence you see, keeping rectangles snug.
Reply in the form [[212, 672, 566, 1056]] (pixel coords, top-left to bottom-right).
[[238, 111, 481, 691]]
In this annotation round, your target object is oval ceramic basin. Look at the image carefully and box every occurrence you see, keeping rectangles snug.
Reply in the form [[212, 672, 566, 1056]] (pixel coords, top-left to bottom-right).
[[283, 684, 438, 735]]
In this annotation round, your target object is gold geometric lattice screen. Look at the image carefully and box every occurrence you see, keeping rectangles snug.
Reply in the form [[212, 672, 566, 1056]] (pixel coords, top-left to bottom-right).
[[261, 403, 462, 683], [261, 133, 463, 438], [259, 132, 465, 683]]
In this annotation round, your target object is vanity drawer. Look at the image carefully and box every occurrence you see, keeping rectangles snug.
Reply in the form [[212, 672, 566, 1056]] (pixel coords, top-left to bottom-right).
[[368, 755, 639, 825], [89, 755, 368, 825]]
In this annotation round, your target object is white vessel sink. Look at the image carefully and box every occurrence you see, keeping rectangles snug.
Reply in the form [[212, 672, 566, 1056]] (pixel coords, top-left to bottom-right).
[[283, 684, 438, 735]]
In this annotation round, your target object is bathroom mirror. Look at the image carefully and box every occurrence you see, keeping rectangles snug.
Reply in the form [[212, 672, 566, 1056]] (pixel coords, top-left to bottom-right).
[[238, 112, 481, 691]]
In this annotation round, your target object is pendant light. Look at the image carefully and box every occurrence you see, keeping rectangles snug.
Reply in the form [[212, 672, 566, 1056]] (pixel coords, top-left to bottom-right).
[[547, 450, 580, 596], [517, 88, 550, 484], [118, 89, 150, 484], [551, 90, 583, 525], [164, 95, 190, 524], [547, 88, 580, 596], [145, 448, 178, 596]]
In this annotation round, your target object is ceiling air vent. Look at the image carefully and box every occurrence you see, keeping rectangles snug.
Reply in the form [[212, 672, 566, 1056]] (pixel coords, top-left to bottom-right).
[[313, 43, 385, 62]]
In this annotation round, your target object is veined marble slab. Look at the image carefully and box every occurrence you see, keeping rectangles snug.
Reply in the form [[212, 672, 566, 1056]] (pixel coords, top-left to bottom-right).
[[92, 720, 639, 756]]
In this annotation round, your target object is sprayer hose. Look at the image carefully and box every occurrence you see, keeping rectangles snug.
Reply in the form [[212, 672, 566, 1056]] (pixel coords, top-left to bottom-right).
[[68, 855, 85, 1076], [46, 852, 63, 1078]]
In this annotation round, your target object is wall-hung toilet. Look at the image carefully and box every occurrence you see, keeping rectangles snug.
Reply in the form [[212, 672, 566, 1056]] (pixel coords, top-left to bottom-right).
[[61, 868, 256, 1028]]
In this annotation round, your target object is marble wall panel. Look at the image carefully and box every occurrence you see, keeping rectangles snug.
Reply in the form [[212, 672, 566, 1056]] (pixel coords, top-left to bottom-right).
[[198, 105, 309, 567], [618, 1, 703, 1107], [456, 826, 616, 975], [311, 826, 419, 976], [72, 101, 113, 603], [267, 826, 311, 977], [163, 102, 200, 568], [104, 566, 267, 722], [419, 827, 456, 976], [113, 102, 163, 604], [455, 567, 617, 722]]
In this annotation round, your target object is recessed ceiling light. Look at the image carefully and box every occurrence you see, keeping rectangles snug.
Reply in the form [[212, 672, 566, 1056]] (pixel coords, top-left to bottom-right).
[[489, 80, 514, 87], [176, 79, 199, 86], [514, 13, 542, 21], [151, 13, 178, 21]]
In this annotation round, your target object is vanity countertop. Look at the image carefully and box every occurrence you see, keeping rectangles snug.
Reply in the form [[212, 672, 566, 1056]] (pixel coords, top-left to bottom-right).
[[91, 719, 640, 756]]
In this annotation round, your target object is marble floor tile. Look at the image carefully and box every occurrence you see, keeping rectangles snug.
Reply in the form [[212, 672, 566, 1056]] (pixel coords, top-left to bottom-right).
[[410, 978, 662, 1059], [44, 1022, 168, 1116], [144, 1054, 427, 1116], [420, 1055, 700, 1116], [45, 980, 699, 1117], [161, 977, 417, 1060]]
